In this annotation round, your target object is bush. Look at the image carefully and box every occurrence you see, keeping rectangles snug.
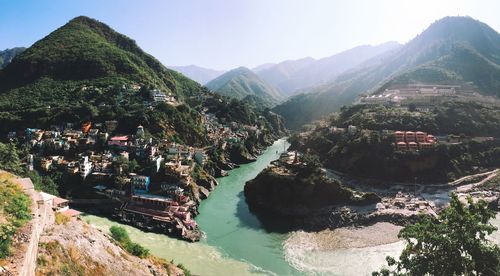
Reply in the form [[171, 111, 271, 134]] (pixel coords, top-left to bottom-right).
[[55, 213, 70, 225], [125, 242, 149, 258], [0, 173, 31, 259], [109, 226, 149, 258], [110, 225, 130, 244]]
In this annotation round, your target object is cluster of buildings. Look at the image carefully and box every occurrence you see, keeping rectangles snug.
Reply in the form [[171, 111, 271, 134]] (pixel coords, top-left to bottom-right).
[[201, 109, 264, 149], [149, 89, 177, 105], [356, 84, 499, 109], [17, 121, 210, 240], [395, 131, 437, 151]]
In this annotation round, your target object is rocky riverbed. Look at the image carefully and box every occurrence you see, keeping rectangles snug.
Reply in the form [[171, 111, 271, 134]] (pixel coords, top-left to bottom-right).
[[245, 157, 499, 232]]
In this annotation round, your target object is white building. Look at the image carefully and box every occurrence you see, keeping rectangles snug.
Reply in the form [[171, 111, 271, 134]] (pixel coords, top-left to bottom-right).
[[150, 89, 168, 103], [79, 156, 92, 179]]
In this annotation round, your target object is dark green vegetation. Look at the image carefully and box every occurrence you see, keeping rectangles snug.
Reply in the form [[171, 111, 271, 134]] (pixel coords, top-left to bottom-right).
[[0, 142, 23, 175], [274, 16, 500, 129], [373, 194, 500, 276], [0, 47, 25, 69], [244, 160, 379, 214], [334, 102, 500, 137], [109, 225, 149, 258], [290, 125, 500, 182], [206, 67, 283, 107], [0, 142, 60, 195], [0, 172, 32, 259], [0, 16, 284, 146], [0, 16, 207, 144]]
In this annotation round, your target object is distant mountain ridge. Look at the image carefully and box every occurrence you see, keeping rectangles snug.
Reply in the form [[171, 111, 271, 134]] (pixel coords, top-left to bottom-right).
[[0, 47, 26, 69], [255, 42, 401, 96], [169, 65, 225, 85], [273, 16, 500, 129], [206, 67, 283, 106]]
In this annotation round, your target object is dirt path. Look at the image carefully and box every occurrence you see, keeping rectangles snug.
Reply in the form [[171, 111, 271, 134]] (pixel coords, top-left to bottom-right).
[[18, 184, 53, 276]]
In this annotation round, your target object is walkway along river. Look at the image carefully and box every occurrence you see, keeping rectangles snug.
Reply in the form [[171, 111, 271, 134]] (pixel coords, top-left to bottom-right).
[[84, 139, 500, 276]]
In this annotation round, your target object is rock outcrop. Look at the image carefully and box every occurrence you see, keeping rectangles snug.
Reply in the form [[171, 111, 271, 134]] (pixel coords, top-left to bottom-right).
[[36, 219, 186, 276], [244, 165, 381, 231]]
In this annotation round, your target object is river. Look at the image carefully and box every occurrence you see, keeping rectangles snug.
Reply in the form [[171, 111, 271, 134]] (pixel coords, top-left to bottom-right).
[[84, 139, 500, 276]]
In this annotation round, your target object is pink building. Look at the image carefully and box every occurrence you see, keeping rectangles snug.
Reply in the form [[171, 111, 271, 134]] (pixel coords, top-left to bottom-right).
[[108, 136, 129, 147], [416, 131, 427, 143], [395, 131, 405, 143], [396, 142, 407, 151], [405, 131, 416, 143], [408, 142, 418, 151]]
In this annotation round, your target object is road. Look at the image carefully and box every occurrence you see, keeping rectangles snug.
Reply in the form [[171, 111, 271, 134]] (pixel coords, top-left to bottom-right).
[[18, 186, 51, 276]]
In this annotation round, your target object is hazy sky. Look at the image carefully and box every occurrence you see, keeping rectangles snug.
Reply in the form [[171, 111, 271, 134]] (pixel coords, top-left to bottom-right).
[[1, 0, 499, 70]]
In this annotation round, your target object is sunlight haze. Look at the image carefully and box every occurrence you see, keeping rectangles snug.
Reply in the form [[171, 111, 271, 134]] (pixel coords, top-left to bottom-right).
[[1, 0, 499, 69]]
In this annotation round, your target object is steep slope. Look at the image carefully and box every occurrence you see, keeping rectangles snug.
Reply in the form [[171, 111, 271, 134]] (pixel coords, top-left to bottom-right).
[[0, 16, 187, 95], [0, 47, 26, 69], [0, 16, 211, 144], [37, 220, 186, 276], [206, 67, 283, 106], [169, 65, 225, 85], [274, 16, 500, 129], [257, 42, 400, 96]]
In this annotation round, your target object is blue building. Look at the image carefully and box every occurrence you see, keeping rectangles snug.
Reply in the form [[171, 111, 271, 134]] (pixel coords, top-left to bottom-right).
[[131, 175, 151, 194]]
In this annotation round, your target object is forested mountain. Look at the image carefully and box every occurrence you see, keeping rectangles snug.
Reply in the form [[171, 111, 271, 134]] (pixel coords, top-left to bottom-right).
[[0, 16, 282, 145], [274, 16, 500, 129], [0, 47, 26, 69], [169, 65, 225, 85], [206, 66, 283, 106], [256, 42, 400, 96]]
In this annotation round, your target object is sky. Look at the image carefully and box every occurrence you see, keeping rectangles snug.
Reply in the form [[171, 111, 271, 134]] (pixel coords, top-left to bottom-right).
[[1, 0, 499, 70]]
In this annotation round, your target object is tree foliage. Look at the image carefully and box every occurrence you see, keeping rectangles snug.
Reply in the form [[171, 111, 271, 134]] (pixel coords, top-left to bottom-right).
[[373, 194, 500, 276], [109, 225, 149, 258], [0, 142, 23, 175]]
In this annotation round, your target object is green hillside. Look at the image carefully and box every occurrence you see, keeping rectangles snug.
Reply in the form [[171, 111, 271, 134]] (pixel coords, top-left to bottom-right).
[[274, 16, 500, 129], [0, 16, 284, 146], [206, 67, 283, 107]]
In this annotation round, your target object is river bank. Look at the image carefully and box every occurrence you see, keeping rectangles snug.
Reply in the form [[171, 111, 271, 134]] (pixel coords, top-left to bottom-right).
[[84, 138, 500, 276], [86, 139, 296, 275]]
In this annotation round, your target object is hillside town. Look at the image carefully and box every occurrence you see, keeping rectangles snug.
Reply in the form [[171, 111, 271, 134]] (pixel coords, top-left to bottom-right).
[[4, 85, 281, 241]]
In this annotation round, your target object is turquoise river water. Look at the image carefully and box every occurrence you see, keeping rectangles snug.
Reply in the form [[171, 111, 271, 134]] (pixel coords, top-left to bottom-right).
[[84, 139, 500, 276]]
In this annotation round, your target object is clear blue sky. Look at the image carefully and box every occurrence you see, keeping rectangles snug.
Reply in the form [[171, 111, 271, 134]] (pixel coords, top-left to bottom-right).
[[1, 0, 499, 70]]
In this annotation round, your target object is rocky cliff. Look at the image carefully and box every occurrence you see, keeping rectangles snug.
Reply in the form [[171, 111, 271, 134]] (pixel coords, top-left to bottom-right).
[[36, 219, 185, 276], [244, 164, 380, 231]]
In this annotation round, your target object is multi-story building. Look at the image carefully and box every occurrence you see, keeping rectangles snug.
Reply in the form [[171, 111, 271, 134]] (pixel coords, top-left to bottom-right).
[[131, 174, 151, 194], [79, 156, 92, 179]]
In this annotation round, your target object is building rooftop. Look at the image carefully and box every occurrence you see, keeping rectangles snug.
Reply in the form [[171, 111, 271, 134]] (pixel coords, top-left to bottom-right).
[[110, 136, 129, 141]]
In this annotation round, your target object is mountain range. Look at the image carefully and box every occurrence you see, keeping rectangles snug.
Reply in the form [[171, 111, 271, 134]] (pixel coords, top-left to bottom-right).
[[273, 16, 500, 129], [0, 47, 26, 69], [169, 65, 225, 85], [255, 42, 401, 97], [205, 67, 283, 106]]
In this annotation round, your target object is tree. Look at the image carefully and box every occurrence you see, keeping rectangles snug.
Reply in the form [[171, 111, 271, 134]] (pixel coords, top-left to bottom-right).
[[0, 142, 23, 175], [373, 194, 500, 276]]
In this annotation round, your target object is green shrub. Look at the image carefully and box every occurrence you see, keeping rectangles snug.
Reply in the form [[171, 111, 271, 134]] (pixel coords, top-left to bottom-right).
[[109, 226, 149, 258]]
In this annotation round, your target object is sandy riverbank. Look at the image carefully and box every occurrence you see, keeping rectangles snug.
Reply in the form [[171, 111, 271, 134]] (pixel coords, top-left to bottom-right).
[[285, 222, 402, 250], [283, 223, 405, 275]]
